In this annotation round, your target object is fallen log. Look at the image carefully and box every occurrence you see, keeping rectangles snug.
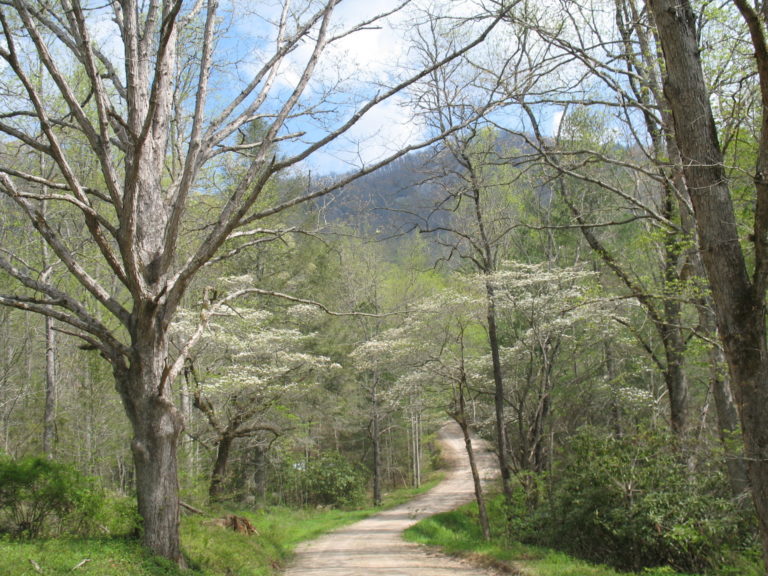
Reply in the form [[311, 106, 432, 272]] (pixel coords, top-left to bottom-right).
[[180, 500, 205, 515]]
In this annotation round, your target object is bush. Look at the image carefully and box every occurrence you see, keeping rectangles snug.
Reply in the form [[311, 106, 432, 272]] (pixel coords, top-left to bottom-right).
[[0, 455, 104, 538], [96, 494, 143, 537], [302, 452, 366, 508], [537, 428, 750, 573]]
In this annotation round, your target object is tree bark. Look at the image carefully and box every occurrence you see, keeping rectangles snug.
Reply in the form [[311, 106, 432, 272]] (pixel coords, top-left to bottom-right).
[[649, 0, 768, 567], [117, 328, 185, 566]]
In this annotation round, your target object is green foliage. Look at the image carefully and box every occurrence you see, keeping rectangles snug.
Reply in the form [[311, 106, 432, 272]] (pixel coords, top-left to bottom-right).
[[0, 455, 103, 538], [404, 504, 682, 576], [96, 494, 143, 537], [0, 479, 439, 575], [539, 428, 752, 573], [270, 451, 367, 508], [302, 452, 367, 508]]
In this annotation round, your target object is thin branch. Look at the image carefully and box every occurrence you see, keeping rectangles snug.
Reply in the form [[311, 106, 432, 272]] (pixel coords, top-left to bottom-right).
[[219, 288, 401, 318]]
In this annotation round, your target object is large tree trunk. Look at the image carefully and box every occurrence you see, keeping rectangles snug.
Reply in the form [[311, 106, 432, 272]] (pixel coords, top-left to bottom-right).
[[132, 398, 184, 565], [649, 0, 768, 567], [117, 325, 185, 566]]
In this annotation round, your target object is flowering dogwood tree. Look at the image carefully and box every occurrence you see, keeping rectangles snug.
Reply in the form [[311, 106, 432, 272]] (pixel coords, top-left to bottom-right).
[[175, 295, 339, 502]]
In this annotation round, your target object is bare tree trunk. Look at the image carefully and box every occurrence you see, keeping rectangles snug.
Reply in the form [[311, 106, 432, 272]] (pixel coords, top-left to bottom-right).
[[129, 393, 184, 564], [40, 112, 56, 460], [451, 349, 491, 541], [410, 408, 422, 488], [455, 416, 491, 541], [117, 330, 185, 566]]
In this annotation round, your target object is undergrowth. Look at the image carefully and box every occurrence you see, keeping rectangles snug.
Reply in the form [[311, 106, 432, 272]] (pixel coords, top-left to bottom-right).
[[403, 500, 763, 576], [0, 475, 443, 576]]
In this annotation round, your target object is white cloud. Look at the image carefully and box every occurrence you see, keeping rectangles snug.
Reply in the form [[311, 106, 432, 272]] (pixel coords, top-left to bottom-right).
[[230, 0, 492, 174], [305, 94, 422, 173]]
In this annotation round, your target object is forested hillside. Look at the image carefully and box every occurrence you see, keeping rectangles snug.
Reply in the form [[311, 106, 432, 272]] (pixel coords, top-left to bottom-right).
[[0, 1, 767, 575]]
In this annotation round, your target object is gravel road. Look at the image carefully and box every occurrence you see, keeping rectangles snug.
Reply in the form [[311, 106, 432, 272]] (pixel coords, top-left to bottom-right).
[[282, 421, 499, 576]]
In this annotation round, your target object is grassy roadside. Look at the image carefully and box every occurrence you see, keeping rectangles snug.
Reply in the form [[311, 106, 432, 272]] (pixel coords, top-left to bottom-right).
[[403, 504, 762, 576], [0, 476, 443, 576], [403, 507, 696, 576]]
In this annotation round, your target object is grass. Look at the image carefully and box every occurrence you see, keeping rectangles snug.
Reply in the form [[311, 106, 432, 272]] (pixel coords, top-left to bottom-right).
[[0, 537, 183, 576], [0, 475, 444, 576], [403, 506, 702, 576]]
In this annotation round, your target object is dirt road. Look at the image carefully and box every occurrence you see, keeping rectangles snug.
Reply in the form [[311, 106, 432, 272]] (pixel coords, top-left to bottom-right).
[[282, 422, 499, 576]]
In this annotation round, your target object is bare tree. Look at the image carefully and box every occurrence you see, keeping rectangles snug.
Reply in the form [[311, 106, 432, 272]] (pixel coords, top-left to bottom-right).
[[0, 0, 508, 563]]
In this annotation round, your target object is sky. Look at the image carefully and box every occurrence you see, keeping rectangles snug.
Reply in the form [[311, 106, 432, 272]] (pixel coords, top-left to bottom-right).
[[229, 0, 494, 174], [37, 0, 453, 175], [80, 0, 564, 176]]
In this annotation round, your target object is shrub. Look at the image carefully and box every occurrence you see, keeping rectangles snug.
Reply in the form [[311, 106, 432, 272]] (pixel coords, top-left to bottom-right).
[[303, 452, 366, 508], [538, 428, 749, 572], [0, 455, 104, 538]]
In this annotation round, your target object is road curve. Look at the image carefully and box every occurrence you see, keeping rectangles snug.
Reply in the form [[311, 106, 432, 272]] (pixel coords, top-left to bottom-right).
[[282, 421, 499, 576]]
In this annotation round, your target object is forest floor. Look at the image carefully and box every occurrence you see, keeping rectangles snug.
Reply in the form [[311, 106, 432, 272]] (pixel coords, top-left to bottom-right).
[[281, 421, 500, 576]]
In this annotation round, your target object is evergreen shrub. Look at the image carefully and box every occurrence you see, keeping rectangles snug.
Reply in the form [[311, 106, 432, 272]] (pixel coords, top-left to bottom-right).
[[534, 428, 750, 572]]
